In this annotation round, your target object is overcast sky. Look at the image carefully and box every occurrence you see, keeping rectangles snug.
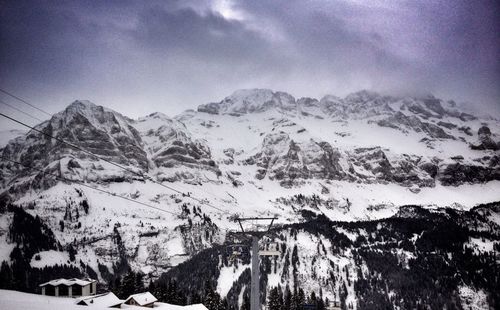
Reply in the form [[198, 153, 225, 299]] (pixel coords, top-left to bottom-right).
[[0, 0, 499, 125]]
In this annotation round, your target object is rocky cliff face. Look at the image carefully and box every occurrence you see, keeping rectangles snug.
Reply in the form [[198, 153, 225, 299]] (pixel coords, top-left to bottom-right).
[[0, 101, 221, 193], [133, 112, 220, 183], [246, 131, 346, 187], [198, 89, 296, 115], [190, 89, 500, 188], [471, 126, 499, 150], [1, 101, 146, 166], [0, 101, 148, 191]]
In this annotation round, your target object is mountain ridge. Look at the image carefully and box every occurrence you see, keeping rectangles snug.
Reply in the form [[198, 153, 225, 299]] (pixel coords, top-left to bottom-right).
[[1, 88, 499, 197]]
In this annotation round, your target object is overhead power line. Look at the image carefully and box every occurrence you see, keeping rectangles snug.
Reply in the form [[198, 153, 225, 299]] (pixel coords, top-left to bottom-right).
[[0, 99, 45, 122], [0, 111, 228, 215], [0, 111, 147, 178], [0, 88, 230, 214], [1, 157, 181, 217], [0, 88, 52, 117]]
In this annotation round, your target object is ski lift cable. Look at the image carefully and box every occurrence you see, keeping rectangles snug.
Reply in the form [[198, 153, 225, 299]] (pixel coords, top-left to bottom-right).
[[0, 89, 235, 214], [0, 99, 45, 123], [0, 111, 229, 215], [0, 88, 52, 116], [0, 88, 236, 210], [1, 156, 182, 217]]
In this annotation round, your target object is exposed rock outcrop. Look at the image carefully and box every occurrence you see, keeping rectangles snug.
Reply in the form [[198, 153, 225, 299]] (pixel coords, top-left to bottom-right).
[[470, 126, 499, 151]]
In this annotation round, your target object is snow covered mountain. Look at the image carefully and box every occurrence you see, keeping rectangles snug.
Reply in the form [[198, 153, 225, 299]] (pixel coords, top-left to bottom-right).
[[194, 89, 499, 188], [0, 129, 25, 148], [0, 89, 499, 309]]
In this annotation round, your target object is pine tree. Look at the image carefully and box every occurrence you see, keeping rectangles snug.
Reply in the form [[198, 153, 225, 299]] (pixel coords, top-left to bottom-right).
[[118, 270, 138, 299], [0, 262, 13, 289], [111, 276, 122, 297], [241, 293, 250, 310], [268, 287, 283, 310], [220, 297, 230, 310], [190, 292, 202, 304], [168, 280, 178, 304], [68, 244, 76, 262], [317, 297, 326, 310], [134, 272, 145, 293], [340, 282, 348, 310], [309, 291, 317, 307], [291, 285, 299, 310], [148, 279, 156, 294], [297, 288, 305, 308], [203, 280, 222, 310], [284, 285, 292, 310], [291, 288, 306, 310]]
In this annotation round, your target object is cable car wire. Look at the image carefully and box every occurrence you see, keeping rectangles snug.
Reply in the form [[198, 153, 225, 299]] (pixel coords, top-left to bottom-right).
[[0, 88, 52, 116], [0, 111, 228, 214], [1, 156, 181, 217]]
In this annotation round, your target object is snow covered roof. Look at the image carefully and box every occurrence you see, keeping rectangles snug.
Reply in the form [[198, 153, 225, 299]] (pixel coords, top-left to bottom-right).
[[76, 292, 122, 307], [39, 278, 96, 287], [179, 305, 209, 310], [124, 291, 158, 306], [154, 303, 209, 310]]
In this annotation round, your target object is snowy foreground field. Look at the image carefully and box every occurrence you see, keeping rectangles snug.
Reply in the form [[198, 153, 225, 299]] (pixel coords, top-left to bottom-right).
[[0, 290, 207, 310]]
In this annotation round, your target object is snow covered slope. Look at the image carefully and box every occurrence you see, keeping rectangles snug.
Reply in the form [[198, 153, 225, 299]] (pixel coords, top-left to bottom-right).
[[190, 89, 499, 188], [0, 89, 499, 308], [0, 129, 25, 148]]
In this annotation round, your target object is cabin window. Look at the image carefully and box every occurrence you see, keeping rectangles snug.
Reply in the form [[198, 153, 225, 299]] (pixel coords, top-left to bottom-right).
[[90, 283, 94, 294], [72, 284, 82, 296], [45, 285, 55, 296], [59, 285, 69, 296]]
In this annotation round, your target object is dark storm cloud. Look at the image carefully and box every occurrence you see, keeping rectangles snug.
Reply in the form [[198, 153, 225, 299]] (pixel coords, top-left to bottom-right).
[[234, 0, 500, 106], [131, 6, 275, 64], [0, 0, 498, 122], [0, 1, 100, 85]]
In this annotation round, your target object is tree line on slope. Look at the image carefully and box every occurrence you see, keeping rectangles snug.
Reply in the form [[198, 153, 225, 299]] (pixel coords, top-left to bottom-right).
[[1, 198, 499, 309], [110, 268, 331, 310], [0, 203, 88, 292]]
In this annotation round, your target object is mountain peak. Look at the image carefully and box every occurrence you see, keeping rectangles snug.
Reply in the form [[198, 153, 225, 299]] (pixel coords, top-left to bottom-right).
[[224, 88, 283, 111], [228, 88, 275, 100], [70, 99, 95, 106], [344, 90, 381, 102], [60, 100, 128, 124], [66, 100, 98, 112], [63, 100, 107, 118], [197, 89, 296, 115], [141, 112, 171, 121]]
